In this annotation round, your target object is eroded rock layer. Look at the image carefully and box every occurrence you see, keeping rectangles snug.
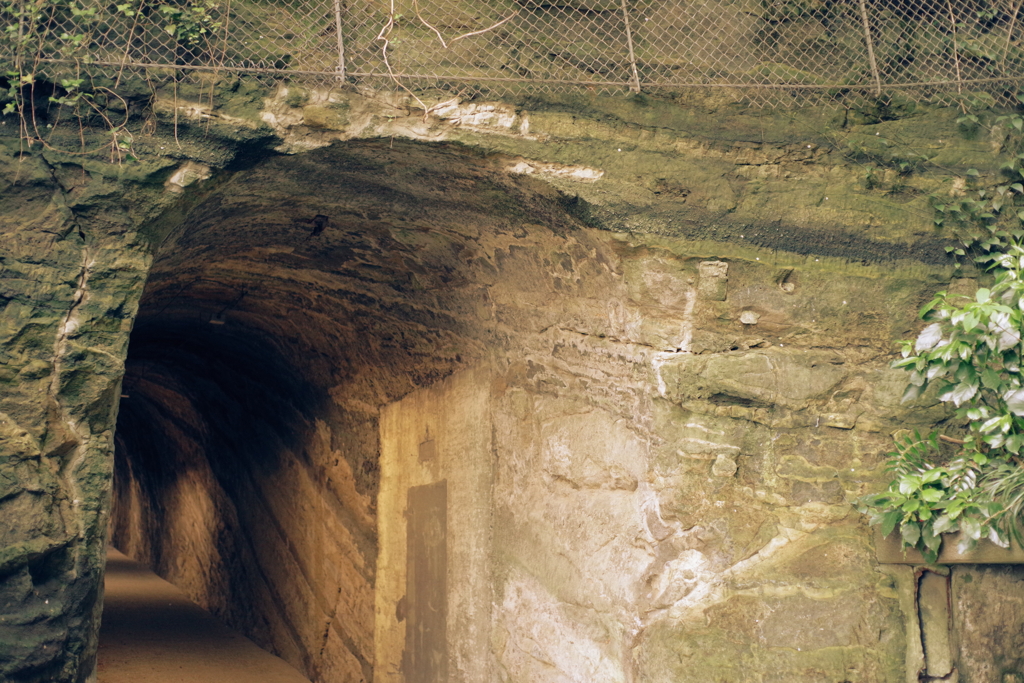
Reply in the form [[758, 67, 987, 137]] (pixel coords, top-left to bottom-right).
[[0, 150, 152, 682]]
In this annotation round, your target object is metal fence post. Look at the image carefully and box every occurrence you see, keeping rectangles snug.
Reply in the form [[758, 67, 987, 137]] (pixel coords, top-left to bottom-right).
[[857, 0, 883, 97], [333, 0, 347, 81], [945, 0, 964, 94], [620, 0, 641, 94]]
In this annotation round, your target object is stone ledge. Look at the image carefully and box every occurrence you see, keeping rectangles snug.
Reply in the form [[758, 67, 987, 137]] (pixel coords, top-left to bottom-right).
[[876, 529, 1024, 564]]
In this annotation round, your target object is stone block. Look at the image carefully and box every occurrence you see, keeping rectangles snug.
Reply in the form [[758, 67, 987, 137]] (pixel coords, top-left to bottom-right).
[[875, 529, 1024, 564], [918, 571, 953, 678], [698, 260, 729, 301], [659, 347, 848, 409]]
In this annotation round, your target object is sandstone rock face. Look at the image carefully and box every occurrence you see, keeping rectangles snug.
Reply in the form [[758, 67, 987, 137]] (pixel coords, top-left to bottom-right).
[[952, 567, 1024, 682], [0, 146, 152, 681], [488, 256, 918, 683], [3, 88, 1023, 683]]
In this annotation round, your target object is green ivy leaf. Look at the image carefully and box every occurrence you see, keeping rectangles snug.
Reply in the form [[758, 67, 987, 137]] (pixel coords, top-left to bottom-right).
[[940, 381, 979, 407], [980, 414, 1006, 432], [899, 474, 923, 495], [915, 323, 943, 352], [1005, 388, 1024, 416], [880, 509, 902, 537], [901, 521, 922, 547], [1005, 433, 1024, 454], [922, 523, 942, 550], [933, 514, 956, 534], [960, 516, 983, 541], [982, 368, 1002, 389]]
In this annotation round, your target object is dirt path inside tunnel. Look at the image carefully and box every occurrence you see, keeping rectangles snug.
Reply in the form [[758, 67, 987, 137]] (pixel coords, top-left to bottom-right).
[[96, 549, 311, 683]]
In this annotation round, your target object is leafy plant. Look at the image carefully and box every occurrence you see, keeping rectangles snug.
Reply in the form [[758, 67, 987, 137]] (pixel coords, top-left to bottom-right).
[[860, 104, 1024, 562], [158, 0, 220, 49], [861, 431, 994, 560]]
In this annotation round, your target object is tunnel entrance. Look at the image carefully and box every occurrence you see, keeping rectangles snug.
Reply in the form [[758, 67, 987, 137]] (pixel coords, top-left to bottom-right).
[[109, 140, 597, 682]]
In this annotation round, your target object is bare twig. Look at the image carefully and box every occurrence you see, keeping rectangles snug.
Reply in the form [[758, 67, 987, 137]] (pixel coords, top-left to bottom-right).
[[412, 0, 517, 49], [377, 1, 519, 120], [939, 434, 967, 445], [375, 0, 429, 115], [31, 80, 136, 162]]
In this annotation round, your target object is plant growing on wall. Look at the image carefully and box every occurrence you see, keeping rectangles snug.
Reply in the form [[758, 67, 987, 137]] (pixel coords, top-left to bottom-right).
[[1, 0, 220, 159], [859, 108, 1024, 562]]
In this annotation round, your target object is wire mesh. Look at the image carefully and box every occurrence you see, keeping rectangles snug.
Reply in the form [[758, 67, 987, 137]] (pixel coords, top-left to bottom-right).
[[3, 0, 1023, 108]]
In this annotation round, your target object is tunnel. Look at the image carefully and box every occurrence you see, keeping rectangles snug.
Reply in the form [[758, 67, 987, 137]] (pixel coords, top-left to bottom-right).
[[101, 133, 995, 683], [107, 139, 603, 681]]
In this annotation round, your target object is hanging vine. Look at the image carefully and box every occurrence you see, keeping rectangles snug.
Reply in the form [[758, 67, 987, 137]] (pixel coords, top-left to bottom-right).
[[1, 0, 222, 161]]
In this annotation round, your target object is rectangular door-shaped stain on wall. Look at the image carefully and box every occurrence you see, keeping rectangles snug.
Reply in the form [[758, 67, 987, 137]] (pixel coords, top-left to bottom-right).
[[404, 480, 447, 683]]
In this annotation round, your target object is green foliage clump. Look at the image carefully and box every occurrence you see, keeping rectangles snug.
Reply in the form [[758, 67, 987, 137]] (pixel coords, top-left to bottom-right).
[[860, 107, 1024, 562], [156, 0, 221, 48]]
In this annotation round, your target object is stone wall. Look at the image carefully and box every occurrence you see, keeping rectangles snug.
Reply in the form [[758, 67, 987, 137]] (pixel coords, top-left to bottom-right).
[[372, 238, 934, 682]]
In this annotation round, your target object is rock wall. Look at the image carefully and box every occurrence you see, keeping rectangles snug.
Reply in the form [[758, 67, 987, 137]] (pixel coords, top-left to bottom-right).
[[953, 566, 1024, 682], [3, 82, 1024, 683], [101, 138, 943, 683], [450, 245, 934, 683], [0, 147, 152, 681], [367, 218, 982, 682]]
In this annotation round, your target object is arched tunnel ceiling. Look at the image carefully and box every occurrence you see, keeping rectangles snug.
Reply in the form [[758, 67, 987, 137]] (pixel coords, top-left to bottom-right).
[[119, 138, 596, 524], [130, 140, 586, 412]]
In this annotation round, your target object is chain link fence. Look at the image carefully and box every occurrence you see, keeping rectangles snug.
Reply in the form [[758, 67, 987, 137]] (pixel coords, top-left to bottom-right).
[[4, 0, 1024, 108]]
